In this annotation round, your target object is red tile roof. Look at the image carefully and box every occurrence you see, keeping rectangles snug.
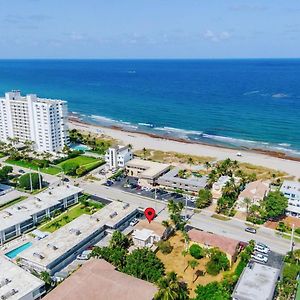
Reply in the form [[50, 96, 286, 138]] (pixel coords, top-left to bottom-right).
[[44, 259, 157, 300], [188, 229, 240, 257]]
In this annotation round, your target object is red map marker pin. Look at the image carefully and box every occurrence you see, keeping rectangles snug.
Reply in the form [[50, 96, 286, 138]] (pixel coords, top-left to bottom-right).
[[144, 207, 156, 223]]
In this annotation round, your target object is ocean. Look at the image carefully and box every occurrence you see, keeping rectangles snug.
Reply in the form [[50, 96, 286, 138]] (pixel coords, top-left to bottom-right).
[[0, 59, 299, 156]]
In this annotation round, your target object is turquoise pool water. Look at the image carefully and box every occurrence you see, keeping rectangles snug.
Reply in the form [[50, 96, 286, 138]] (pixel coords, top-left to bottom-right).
[[70, 144, 90, 151], [5, 242, 33, 259]]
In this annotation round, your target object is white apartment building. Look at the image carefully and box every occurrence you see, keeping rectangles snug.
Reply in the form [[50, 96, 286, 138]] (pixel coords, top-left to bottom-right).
[[0, 91, 69, 153], [0, 256, 45, 300], [105, 145, 133, 169], [280, 180, 300, 217]]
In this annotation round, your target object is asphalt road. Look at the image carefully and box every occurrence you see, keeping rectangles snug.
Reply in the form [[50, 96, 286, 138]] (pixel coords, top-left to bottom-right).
[[80, 181, 297, 255]]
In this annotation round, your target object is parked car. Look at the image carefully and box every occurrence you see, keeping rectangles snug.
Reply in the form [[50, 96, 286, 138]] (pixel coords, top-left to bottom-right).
[[18, 169, 25, 174], [256, 242, 269, 250], [130, 218, 139, 227], [252, 253, 268, 263], [245, 227, 257, 234], [77, 250, 92, 260], [254, 245, 270, 254], [104, 180, 113, 187]]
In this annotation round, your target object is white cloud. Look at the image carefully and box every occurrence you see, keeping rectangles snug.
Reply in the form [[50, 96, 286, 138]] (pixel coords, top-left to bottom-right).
[[203, 30, 232, 42]]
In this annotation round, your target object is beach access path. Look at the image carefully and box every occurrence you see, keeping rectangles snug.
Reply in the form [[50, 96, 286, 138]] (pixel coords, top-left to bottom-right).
[[69, 120, 300, 179]]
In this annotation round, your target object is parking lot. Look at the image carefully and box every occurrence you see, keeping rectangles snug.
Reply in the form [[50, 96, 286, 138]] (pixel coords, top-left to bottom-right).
[[107, 175, 197, 209]]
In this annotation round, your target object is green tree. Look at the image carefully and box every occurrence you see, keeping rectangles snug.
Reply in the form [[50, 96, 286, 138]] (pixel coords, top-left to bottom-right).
[[109, 230, 132, 250], [154, 272, 189, 300], [196, 189, 212, 209], [0, 165, 13, 182], [206, 249, 230, 276], [18, 172, 42, 190], [40, 271, 52, 286], [62, 162, 79, 176], [194, 282, 231, 300], [189, 244, 205, 259], [263, 191, 288, 219], [122, 248, 165, 283], [157, 240, 173, 254]]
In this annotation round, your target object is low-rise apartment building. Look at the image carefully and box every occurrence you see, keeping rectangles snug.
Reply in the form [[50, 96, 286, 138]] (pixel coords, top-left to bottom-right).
[[280, 180, 300, 217], [0, 185, 82, 245], [157, 167, 208, 193], [105, 145, 133, 169], [0, 91, 69, 153], [237, 180, 270, 212], [0, 256, 45, 300], [232, 262, 280, 300], [125, 158, 170, 187], [18, 201, 139, 275]]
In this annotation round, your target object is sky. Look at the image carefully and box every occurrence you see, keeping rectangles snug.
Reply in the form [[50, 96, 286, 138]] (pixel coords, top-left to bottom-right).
[[0, 0, 300, 59]]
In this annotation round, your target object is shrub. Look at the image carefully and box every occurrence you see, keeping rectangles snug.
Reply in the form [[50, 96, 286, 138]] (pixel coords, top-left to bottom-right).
[[206, 249, 230, 275], [157, 240, 173, 254], [189, 244, 205, 259], [18, 173, 42, 190]]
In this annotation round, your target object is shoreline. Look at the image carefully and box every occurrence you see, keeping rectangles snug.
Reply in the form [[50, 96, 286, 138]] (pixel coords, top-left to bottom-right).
[[68, 117, 300, 178], [69, 116, 300, 163]]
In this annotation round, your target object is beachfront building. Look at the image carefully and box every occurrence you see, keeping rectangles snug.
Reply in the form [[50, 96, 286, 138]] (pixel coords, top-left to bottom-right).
[[105, 145, 133, 169], [43, 259, 157, 300], [125, 158, 170, 187], [0, 91, 69, 153], [236, 180, 270, 212], [0, 256, 45, 300], [157, 167, 208, 193], [212, 175, 231, 199], [18, 201, 139, 275], [280, 180, 300, 217], [188, 228, 240, 264], [232, 262, 280, 300], [0, 185, 82, 245]]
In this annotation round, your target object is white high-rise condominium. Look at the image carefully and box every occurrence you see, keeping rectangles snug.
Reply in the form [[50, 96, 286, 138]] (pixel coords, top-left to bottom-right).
[[0, 91, 69, 152]]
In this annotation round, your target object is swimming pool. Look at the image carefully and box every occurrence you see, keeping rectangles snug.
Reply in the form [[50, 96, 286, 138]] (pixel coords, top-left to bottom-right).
[[70, 144, 91, 151], [5, 242, 33, 259]]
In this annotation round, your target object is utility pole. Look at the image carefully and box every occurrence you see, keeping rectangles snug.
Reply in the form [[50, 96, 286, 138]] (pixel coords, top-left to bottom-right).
[[290, 223, 295, 253], [29, 170, 33, 192], [38, 167, 42, 190]]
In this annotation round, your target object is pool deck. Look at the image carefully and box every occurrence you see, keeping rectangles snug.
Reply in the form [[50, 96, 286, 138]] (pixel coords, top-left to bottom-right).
[[0, 235, 35, 258]]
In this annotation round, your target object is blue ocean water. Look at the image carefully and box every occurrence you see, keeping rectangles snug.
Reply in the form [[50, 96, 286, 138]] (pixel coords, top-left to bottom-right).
[[0, 59, 299, 156]]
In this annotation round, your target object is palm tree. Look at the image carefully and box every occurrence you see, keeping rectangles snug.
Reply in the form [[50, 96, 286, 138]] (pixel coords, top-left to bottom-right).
[[40, 271, 52, 286], [243, 197, 252, 216], [182, 230, 190, 251], [154, 272, 189, 300], [161, 220, 170, 228]]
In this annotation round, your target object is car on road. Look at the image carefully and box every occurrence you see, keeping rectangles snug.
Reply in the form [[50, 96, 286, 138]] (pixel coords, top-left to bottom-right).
[[254, 244, 270, 254], [129, 218, 139, 226], [104, 180, 114, 187], [252, 252, 268, 263], [245, 227, 256, 234], [18, 169, 25, 174]]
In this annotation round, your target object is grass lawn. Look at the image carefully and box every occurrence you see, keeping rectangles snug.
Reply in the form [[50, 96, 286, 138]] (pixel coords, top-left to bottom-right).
[[38, 201, 104, 233], [0, 196, 27, 210], [211, 214, 231, 221], [58, 155, 100, 168], [156, 232, 226, 297], [5, 159, 61, 175]]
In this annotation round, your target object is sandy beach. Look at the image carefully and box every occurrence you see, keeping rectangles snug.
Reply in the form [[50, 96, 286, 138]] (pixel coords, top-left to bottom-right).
[[69, 119, 300, 179]]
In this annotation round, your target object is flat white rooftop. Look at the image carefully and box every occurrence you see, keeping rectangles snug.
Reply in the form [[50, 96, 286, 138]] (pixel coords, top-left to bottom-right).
[[0, 256, 44, 300], [126, 158, 170, 179], [19, 201, 138, 269], [0, 185, 83, 231], [132, 229, 154, 241], [232, 262, 280, 300]]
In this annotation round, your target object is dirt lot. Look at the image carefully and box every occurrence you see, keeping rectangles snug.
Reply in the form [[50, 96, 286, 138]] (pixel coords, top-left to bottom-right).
[[156, 232, 226, 297]]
